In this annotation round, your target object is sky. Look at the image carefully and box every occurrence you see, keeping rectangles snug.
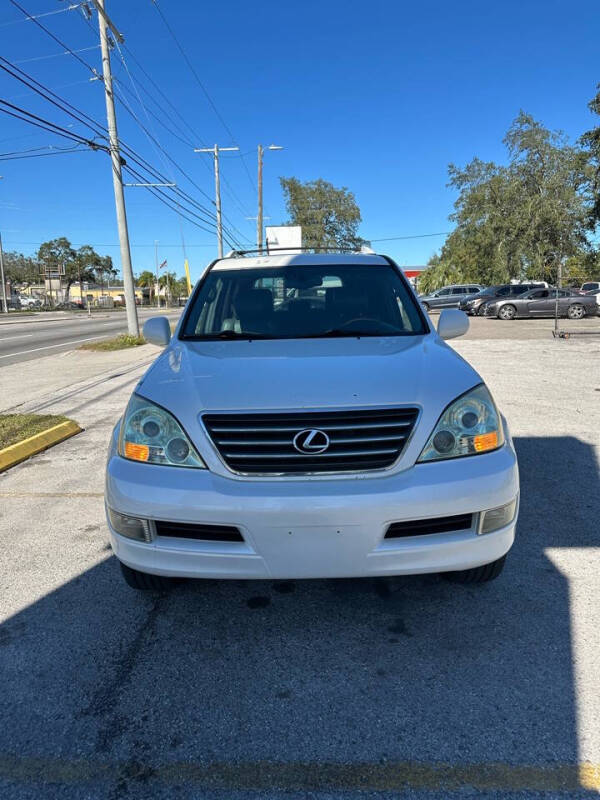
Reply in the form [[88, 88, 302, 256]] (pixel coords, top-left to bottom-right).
[[0, 0, 599, 282]]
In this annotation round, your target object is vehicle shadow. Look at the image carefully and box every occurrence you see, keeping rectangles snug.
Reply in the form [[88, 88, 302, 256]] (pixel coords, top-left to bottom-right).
[[0, 436, 598, 798]]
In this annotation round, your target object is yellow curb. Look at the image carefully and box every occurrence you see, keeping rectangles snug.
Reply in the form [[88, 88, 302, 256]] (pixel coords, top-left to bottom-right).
[[0, 420, 82, 473]]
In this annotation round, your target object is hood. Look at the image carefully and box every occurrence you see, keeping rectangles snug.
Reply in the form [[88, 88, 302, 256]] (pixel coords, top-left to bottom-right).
[[134, 334, 482, 472]]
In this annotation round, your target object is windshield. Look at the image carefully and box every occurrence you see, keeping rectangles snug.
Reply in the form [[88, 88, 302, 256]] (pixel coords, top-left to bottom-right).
[[181, 263, 428, 340]]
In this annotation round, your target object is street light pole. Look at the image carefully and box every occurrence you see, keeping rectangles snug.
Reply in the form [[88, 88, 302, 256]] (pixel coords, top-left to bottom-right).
[[194, 145, 239, 258], [92, 0, 139, 337], [257, 144, 283, 253]]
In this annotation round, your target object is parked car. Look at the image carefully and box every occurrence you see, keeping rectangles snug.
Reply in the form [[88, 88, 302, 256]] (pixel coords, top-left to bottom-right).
[[18, 295, 41, 309], [419, 284, 484, 311], [55, 301, 85, 310], [460, 284, 541, 316], [581, 281, 600, 293], [585, 288, 600, 309], [485, 288, 598, 320], [105, 251, 519, 592]]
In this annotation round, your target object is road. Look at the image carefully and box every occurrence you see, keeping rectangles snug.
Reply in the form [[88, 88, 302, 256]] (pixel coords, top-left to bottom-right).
[[0, 309, 182, 366], [0, 332, 598, 798]]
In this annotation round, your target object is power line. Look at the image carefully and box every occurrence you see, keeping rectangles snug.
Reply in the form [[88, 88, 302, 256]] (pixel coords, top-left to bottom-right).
[[14, 44, 100, 65], [7, 0, 98, 75], [0, 99, 107, 150], [149, 0, 258, 196], [0, 144, 88, 160], [368, 231, 452, 242], [0, 3, 81, 28], [0, 56, 235, 241]]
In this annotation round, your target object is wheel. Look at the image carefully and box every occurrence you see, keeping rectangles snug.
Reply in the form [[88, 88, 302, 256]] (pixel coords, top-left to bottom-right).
[[119, 561, 175, 591], [421, 302, 430, 312], [444, 555, 507, 584], [497, 304, 516, 320], [567, 303, 585, 320]]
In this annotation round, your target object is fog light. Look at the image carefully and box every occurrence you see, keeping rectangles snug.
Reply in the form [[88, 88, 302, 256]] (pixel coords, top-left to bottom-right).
[[107, 508, 153, 542], [479, 498, 517, 534]]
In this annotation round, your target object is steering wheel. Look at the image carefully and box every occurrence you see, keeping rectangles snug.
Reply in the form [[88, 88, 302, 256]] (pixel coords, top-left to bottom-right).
[[336, 317, 401, 333]]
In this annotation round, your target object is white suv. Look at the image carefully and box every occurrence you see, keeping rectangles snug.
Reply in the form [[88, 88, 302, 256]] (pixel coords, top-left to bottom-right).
[[105, 252, 519, 590]]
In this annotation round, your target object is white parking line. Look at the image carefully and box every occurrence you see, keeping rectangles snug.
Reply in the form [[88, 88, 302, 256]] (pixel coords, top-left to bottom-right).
[[0, 336, 109, 359], [0, 334, 34, 341]]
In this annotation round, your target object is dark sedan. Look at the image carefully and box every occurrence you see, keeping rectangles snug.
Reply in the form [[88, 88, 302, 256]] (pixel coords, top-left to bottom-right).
[[459, 283, 541, 315], [484, 288, 598, 320]]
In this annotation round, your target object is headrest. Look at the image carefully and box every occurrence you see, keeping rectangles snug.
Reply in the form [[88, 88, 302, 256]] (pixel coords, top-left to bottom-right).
[[234, 288, 273, 316]]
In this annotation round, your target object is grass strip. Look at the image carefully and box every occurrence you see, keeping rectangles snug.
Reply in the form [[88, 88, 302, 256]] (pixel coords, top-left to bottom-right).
[[0, 413, 69, 450], [78, 334, 146, 351]]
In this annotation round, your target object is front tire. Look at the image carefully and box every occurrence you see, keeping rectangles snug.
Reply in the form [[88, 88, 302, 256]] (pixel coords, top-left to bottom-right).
[[497, 304, 516, 320], [422, 302, 430, 312], [444, 555, 506, 584], [119, 561, 175, 591], [567, 303, 585, 320]]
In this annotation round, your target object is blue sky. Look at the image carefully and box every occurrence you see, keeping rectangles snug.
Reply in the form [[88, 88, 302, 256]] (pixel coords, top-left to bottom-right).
[[1, 0, 599, 281]]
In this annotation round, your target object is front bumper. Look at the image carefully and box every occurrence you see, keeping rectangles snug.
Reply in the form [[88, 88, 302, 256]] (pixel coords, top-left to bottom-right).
[[105, 431, 519, 580]]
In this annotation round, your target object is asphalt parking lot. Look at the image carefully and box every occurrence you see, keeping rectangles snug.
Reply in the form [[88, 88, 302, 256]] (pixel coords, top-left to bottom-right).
[[0, 325, 599, 799]]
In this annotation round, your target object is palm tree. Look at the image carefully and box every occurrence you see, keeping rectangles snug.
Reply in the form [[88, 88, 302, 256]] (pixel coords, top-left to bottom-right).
[[136, 270, 156, 305]]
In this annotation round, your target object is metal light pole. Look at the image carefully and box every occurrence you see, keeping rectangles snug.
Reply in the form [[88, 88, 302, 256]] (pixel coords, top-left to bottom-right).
[[92, 0, 139, 336], [194, 145, 239, 258], [257, 144, 283, 253]]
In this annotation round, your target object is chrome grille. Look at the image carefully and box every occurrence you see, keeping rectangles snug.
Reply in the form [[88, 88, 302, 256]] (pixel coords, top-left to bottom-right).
[[202, 408, 419, 474]]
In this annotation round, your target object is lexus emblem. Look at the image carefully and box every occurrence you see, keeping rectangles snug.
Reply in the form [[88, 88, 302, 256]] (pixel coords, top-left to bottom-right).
[[293, 428, 330, 454]]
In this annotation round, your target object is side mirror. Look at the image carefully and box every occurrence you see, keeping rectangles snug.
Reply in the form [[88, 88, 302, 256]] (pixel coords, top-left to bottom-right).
[[437, 308, 469, 340], [143, 316, 171, 347]]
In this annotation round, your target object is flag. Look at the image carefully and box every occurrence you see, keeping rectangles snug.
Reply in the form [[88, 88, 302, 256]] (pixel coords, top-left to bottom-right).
[[159, 259, 167, 269]]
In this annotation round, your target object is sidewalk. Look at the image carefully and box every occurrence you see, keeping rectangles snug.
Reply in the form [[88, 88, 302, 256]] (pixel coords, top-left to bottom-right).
[[0, 343, 160, 414]]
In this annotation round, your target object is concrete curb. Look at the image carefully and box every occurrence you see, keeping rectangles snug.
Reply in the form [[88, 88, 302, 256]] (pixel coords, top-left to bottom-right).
[[0, 420, 83, 473]]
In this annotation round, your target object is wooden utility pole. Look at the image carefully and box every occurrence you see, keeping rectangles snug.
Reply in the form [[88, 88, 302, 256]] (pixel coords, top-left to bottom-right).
[[256, 144, 283, 253], [194, 145, 239, 258]]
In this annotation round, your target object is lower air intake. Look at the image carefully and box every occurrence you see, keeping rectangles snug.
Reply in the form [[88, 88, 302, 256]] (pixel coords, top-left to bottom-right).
[[155, 521, 244, 542], [385, 514, 474, 539]]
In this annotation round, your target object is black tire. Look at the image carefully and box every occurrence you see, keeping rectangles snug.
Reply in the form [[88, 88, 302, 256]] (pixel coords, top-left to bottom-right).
[[119, 561, 175, 591], [422, 302, 430, 312], [444, 554, 506, 584], [497, 304, 516, 320], [567, 303, 585, 320]]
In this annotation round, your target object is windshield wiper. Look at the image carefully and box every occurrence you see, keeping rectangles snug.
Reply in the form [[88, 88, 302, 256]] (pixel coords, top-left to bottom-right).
[[302, 328, 408, 338], [193, 330, 271, 340]]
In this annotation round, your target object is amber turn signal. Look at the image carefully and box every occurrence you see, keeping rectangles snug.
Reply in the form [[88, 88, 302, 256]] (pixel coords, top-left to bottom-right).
[[473, 431, 499, 452], [124, 441, 150, 462]]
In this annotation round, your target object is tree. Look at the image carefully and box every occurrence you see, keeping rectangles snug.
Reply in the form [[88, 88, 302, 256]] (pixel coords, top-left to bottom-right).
[[2, 251, 39, 284], [279, 177, 367, 251], [37, 238, 114, 299], [581, 83, 600, 228], [427, 112, 592, 288], [136, 270, 156, 304]]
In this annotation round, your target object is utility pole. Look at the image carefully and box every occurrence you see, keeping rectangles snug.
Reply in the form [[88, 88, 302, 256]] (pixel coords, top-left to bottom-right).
[[155, 240, 160, 308], [257, 144, 283, 253], [194, 145, 239, 258], [0, 232, 8, 313], [92, 0, 139, 336]]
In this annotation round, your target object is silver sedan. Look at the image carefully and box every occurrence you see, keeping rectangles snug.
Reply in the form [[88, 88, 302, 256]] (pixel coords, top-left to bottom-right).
[[484, 288, 598, 320]]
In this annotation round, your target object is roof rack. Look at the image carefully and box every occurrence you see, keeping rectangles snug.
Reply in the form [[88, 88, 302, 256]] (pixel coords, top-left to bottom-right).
[[224, 245, 377, 258]]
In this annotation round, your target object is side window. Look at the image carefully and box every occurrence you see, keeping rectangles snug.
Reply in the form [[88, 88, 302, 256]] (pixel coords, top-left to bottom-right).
[[497, 287, 511, 296], [529, 290, 549, 299], [438, 288, 452, 296], [451, 287, 465, 295]]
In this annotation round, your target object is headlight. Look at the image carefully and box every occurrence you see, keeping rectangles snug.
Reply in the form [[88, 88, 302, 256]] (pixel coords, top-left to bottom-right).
[[418, 384, 504, 462], [118, 393, 206, 468]]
